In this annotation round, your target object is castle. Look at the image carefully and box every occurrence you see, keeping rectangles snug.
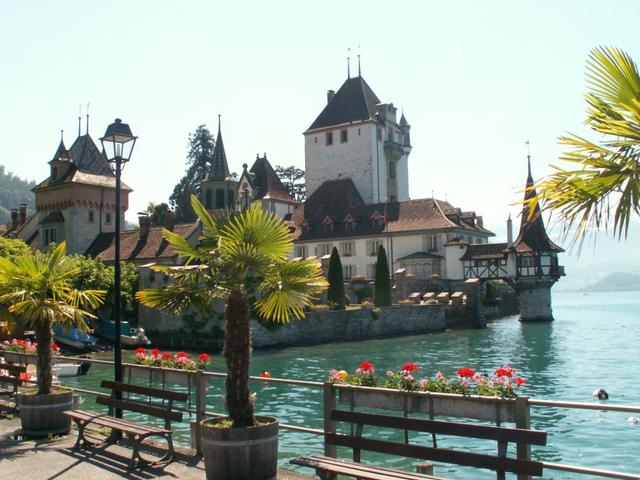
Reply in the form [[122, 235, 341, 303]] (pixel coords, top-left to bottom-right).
[[4, 71, 564, 321]]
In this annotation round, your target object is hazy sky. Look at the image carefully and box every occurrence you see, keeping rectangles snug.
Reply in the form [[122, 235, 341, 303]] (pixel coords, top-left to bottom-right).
[[2, 1, 639, 284]]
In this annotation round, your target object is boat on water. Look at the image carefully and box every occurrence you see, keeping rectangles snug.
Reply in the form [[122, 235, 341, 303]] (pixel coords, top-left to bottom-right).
[[96, 320, 150, 348], [52, 325, 99, 351], [52, 360, 91, 377]]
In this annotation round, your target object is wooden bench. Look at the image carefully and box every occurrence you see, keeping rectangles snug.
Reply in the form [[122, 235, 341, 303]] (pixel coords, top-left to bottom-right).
[[0, 362, 27, 402], [291, 409, 547, 480], [64, 380, 188, 469]]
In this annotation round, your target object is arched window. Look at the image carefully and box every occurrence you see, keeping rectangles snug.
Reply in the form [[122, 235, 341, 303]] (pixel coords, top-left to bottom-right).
[[216, 188, 225, 209], [205, 189, 212, 209]]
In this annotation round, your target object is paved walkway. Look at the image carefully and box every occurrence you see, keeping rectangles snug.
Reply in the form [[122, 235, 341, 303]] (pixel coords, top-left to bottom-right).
[[0, 409, 312, 480]]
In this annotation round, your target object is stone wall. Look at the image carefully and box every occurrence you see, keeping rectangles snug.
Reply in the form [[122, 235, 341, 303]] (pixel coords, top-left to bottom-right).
[[519, 281, 554, 321], [251, 304, 445, 349]]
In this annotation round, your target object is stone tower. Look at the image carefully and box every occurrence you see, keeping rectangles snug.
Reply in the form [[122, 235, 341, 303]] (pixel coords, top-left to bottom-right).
[[200, 117, 237, 213], [32, 131, 131, 254], [304, 74, 412, 204], [513, 157, 565, 322]]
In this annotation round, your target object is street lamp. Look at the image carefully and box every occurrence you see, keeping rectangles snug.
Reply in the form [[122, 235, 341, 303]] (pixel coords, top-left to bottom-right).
[[100, 118, 136, 412]]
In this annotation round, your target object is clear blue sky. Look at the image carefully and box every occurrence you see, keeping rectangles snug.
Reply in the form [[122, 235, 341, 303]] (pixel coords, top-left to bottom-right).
[[2, 1, 639, 286]]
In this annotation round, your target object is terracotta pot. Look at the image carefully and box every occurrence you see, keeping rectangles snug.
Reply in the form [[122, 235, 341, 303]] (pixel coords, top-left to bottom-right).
[[201, 416, 278, 480]]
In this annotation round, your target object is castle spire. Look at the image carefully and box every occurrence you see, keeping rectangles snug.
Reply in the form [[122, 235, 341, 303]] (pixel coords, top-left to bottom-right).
[[210, 115, 231, 181]]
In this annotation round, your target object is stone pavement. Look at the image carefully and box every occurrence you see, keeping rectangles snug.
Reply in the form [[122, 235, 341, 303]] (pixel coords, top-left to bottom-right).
[[0, 409, 313, 480]]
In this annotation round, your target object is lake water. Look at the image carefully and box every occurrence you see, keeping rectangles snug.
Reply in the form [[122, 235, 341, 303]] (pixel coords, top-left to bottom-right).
[[61, 291, 640, 479]]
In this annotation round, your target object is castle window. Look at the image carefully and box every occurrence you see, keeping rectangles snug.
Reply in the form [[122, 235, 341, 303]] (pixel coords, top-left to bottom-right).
[[317, 243, 332, 256], [51, 167, 58, 181], [216, 188, 225, 209], [377, 128, 382, 141], [343, 264, 356, 279], [206, 189, 212, 209], [326, 132, 333, 146], [342, 241, 355, 257], [367, 239, 383, 256], [294, 245, 308, 259], [88, 210, 94, 222], [424, 235, 439, 252], [389, 195, 397, 202], [44, 227, 57, 245], [314, 136, 317, 144], [228, 189, 235, 207], [366, 263, 376, 279], [389, 161, 396, 179], [105, 212, 112, 224], [358, 128, 361, 136], [340, 130, 348, 143]]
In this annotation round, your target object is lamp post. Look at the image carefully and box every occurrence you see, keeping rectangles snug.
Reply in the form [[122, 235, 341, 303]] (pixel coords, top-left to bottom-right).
[[100, 118, 136, 416]]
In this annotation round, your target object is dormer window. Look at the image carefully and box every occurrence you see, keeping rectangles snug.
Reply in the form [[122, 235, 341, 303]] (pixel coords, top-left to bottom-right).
[[370, 211, 385, 228], [322, 216, 334, 233], [343, 214, 356, 232], [301, 220, 311, 234]]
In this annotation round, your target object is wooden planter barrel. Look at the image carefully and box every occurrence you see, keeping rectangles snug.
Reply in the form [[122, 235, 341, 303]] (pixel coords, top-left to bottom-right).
[[17, 389, 73, 438], [200, 416, 279, 480]]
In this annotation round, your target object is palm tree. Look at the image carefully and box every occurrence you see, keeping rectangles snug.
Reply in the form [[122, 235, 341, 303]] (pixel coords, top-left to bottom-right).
[[137, 196, 326, 428], [0, 242, 105, 395], [532, 46, 640, 246]]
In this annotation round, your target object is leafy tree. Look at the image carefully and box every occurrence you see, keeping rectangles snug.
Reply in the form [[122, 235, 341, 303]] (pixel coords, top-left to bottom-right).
[[533, 46, 640, 245], [146, 202, 173, 227], [327, 247, 345, 310], [374, 244, 392, 307], [137, 196, 326, 427], [65, 255, 139, 319], [274, 165, 306, 202], [0, 242, 105, 394], [0, 165, 36, 224], [169, 125, 215, 223], [0, 237, 30, 260]]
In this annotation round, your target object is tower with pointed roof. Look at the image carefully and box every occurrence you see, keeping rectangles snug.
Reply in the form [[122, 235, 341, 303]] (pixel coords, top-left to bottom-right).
[[30, 127, 132, 254], [200, 117, 237, 213], [236, 154, 296, 216], [513, 156, 564, 321], [304, 73, 412, 204]]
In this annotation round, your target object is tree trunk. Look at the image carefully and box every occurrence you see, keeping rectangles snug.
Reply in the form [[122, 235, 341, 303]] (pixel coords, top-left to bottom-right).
[[223, 287, 254, 427], [35, 319, 53, 395]]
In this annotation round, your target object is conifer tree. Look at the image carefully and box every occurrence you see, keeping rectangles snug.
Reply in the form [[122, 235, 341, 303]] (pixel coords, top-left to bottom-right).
[[327, 247, 345, 310], [374, 244, 392, 307]]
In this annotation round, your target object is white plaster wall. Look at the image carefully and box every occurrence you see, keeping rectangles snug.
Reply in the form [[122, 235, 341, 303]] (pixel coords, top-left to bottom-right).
[[305, 123, 375, 203], [396, 155, 410, 201], [444, 244, 467, 280]]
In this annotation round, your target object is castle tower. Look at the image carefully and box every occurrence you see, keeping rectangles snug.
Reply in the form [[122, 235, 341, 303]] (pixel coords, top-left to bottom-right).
[[32, 129, 131, 254], [200, 117, 237, 213], [514, 157, 565, 322], [304, 74, 411, 204]]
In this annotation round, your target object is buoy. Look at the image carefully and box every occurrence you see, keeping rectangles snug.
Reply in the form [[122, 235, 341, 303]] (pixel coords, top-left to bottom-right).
[[592, 388, 609, 400]]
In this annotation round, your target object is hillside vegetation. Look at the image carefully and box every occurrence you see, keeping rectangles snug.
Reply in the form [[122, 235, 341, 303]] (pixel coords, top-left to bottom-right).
[[0, 165, 36, 224], [582, 272, 640, 292]]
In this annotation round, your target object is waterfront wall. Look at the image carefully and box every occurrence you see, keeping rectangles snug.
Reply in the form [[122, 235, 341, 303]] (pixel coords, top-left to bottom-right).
[[251, 304, 446, 348]]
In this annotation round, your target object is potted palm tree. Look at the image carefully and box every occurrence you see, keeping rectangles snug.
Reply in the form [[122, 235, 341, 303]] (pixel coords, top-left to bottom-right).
[[0, 242, 105, 437], [137, 196, 326, 480]]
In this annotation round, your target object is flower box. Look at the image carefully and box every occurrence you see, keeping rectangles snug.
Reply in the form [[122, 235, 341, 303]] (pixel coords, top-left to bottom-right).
[[123, 363, 196, 386], [1, 351, 35, 365], [335, 384, 517, 423]]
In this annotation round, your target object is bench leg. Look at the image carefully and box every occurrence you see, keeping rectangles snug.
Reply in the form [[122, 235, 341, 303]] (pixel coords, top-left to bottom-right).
[[128, 432, 175, 470], [71, 419, 90, 450]]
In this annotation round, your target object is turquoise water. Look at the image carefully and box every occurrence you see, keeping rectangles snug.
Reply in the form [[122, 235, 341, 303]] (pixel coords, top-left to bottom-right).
[[61, 291, 640, 479]]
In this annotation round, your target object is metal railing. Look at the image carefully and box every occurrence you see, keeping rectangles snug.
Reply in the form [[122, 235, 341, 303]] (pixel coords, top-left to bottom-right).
[[2, 351, 639, 479]]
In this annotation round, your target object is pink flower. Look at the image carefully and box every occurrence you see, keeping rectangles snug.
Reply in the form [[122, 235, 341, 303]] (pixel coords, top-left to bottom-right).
[[419, 379, 429, 388], [386, 370, 394, 377]]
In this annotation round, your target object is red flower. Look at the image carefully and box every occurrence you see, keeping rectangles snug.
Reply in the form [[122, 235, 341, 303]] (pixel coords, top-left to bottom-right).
[[50, 342, 59, 351], [162, 353, 173, 360], [514, 377, 526, 386], [494, 366, 516, 378], [457, 367, 475, 378], [135, 347, 146, 355], [19, 372, 32, 382], [359, 361, 374, 371], [175, 351, 188, 359], [402, 362, 419, 373], [151, 348, 161, 356], [198, 353, 210, 362]]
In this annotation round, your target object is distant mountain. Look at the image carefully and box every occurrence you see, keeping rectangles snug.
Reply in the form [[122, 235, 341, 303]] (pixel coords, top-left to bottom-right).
[[582, 272, 640, 292], [0, 165, 36, 224]]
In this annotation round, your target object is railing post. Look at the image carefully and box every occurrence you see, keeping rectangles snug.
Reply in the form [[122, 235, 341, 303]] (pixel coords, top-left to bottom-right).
[[323, 382, 337, 458], [515, 395, 531, 480], [191, 370, 207, 453]]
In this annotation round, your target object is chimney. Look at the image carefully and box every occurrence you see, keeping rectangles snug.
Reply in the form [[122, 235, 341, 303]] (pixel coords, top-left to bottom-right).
[[507, 215, 513, 247], [18, 204, 27, 225], [138, 213, 151, 237], [327, 90, 335, 104], [162, 210, 175, 232], [476, 216, 483, 228], [10, 209, 19, 230]]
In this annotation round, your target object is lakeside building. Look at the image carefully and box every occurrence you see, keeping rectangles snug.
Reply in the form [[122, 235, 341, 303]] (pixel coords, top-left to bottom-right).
[[4, 70, 563, 320]]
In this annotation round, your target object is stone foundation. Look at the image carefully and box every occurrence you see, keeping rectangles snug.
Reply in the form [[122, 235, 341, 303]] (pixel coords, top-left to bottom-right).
[[518, 282, 554, 322]]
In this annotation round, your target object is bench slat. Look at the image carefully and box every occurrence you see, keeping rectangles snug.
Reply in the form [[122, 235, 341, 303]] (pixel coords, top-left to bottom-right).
[[0, 364, 27, 373], [326, 433, 544, 476], [0, 375, 21, 385], [64, 410, 169, 435], [291, 455, 445, 480], [332, 410, 547, 446], [101, 380, 188, 402], [96, 396, 183, 423], [291, 456, 439, 480]]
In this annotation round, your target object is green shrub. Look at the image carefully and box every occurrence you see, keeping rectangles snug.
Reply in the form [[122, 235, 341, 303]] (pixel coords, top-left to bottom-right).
[[327, 247, 346, 310], [374, 245, 392, 307]]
